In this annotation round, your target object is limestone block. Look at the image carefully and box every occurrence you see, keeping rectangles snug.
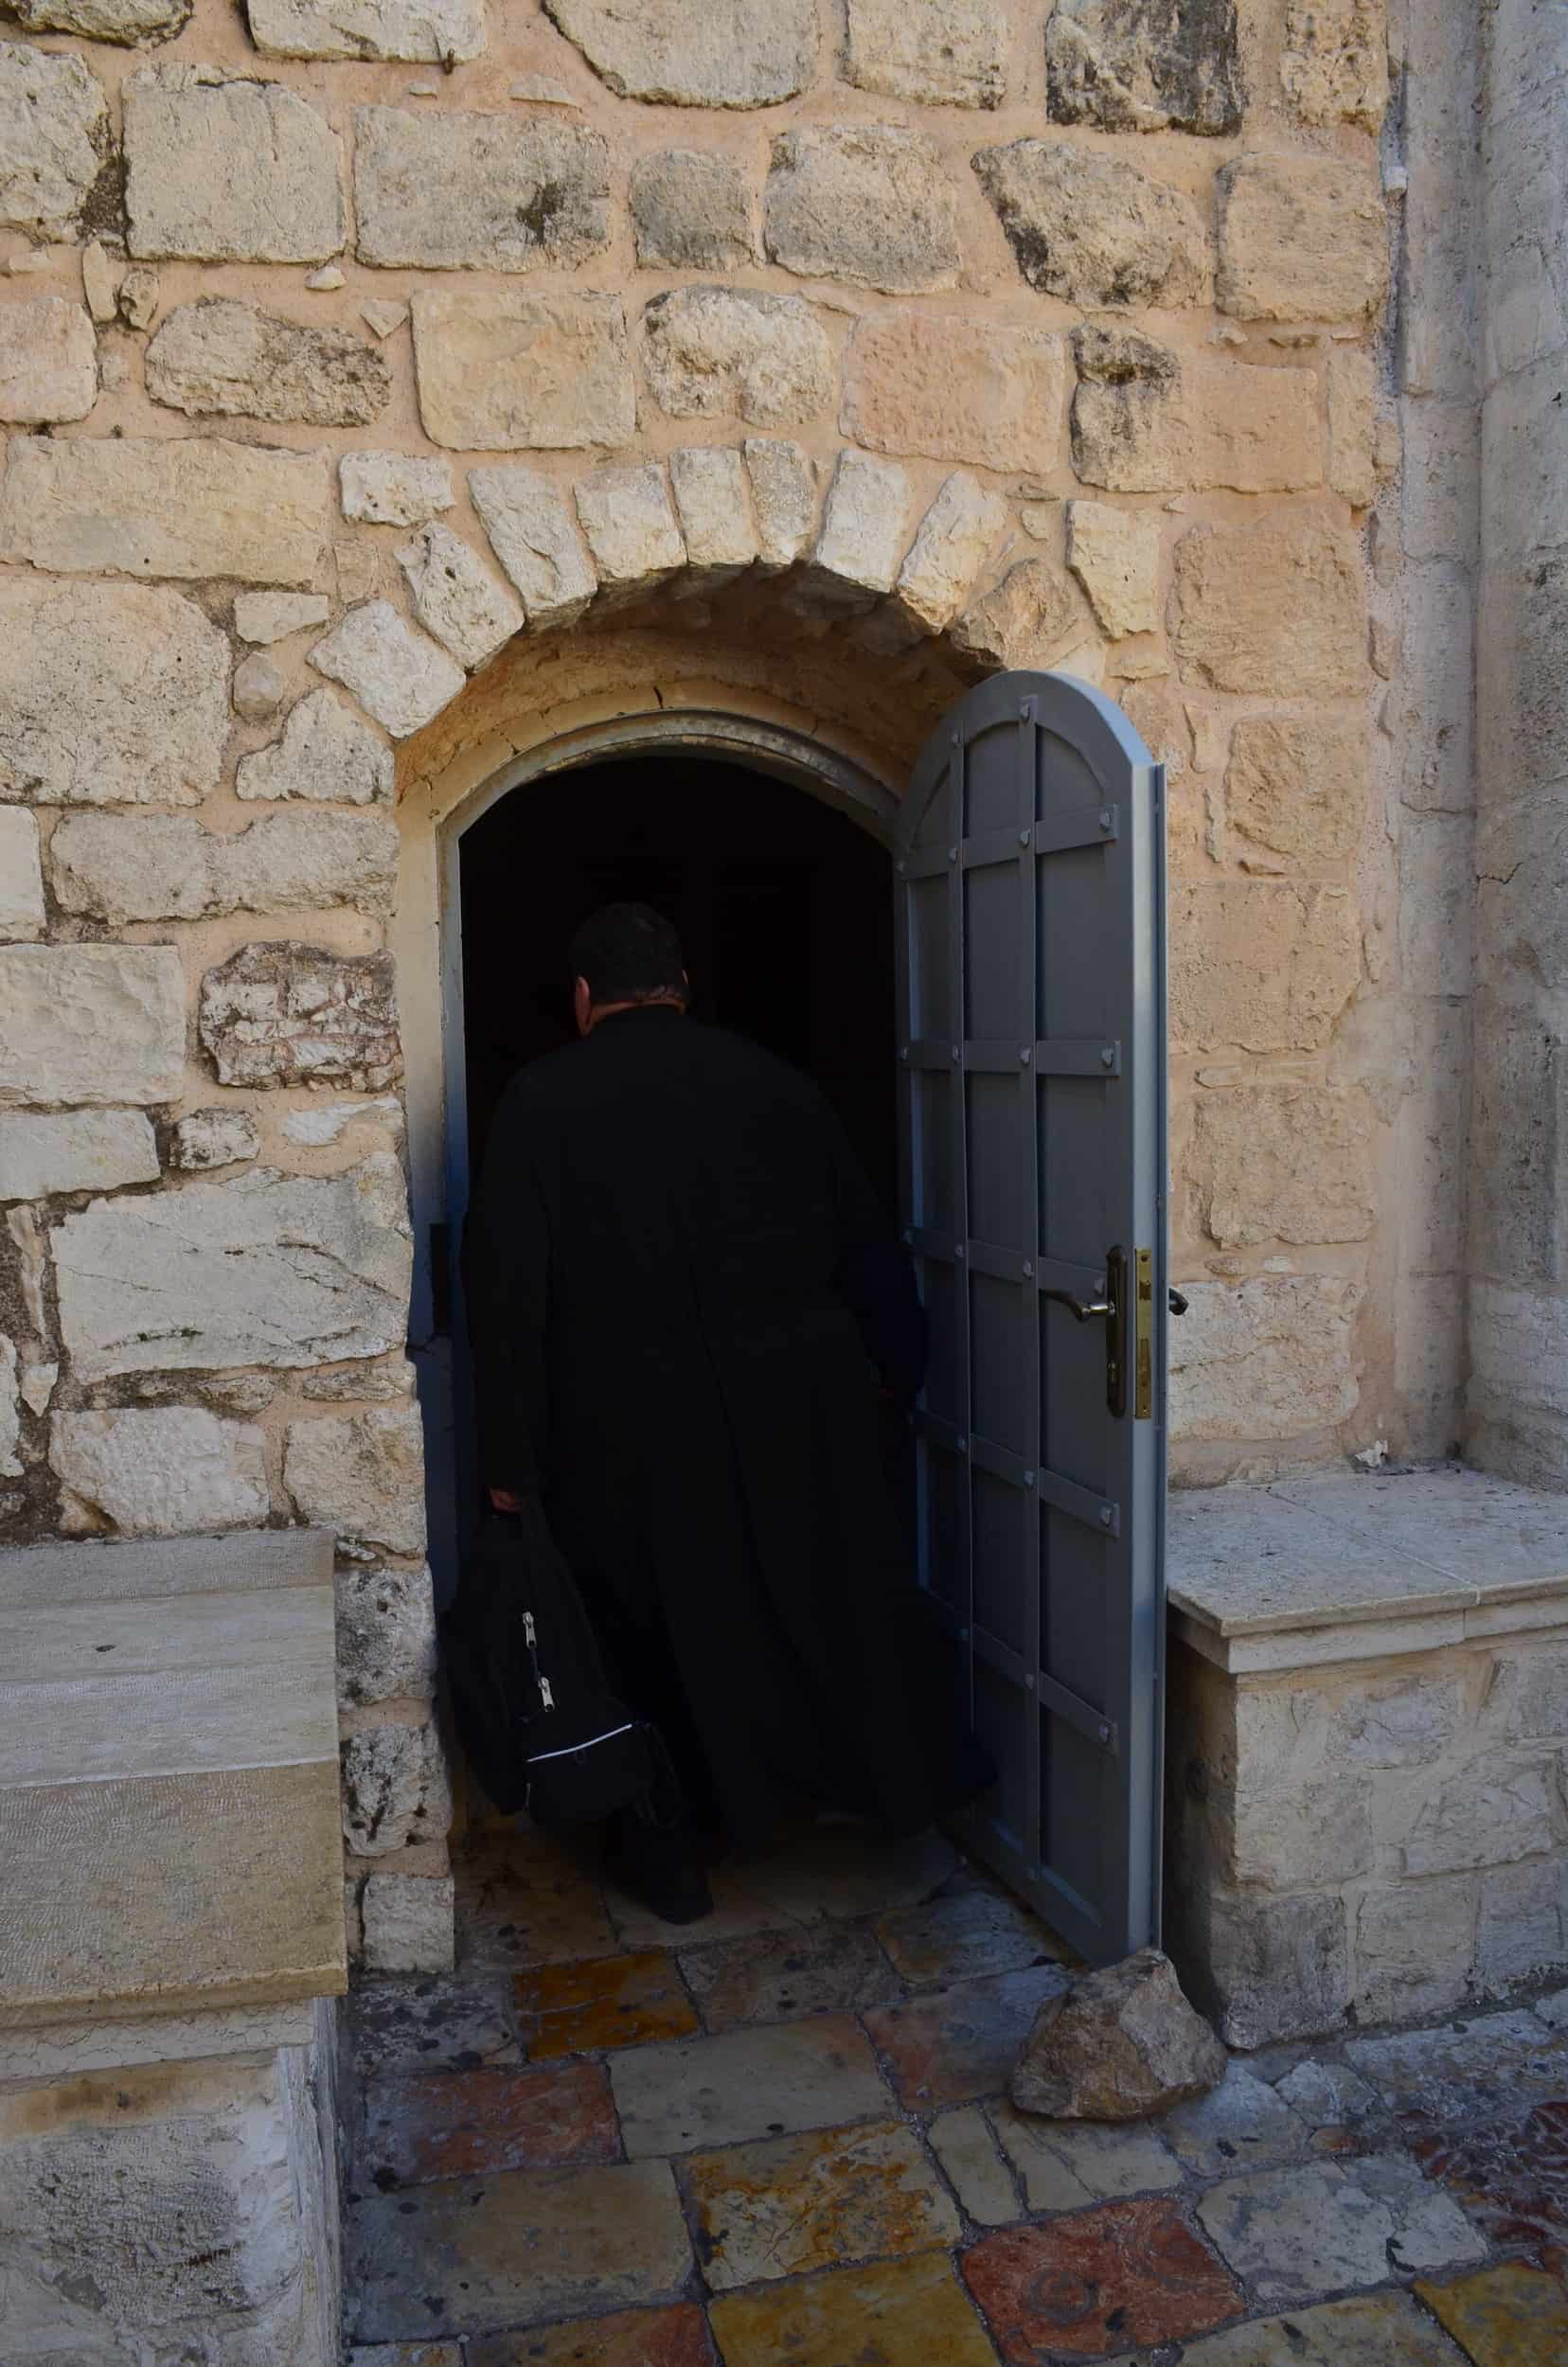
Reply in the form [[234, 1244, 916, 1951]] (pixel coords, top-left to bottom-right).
[[640, 285, 833, 428], [668, 445, 757, 577], [1169, 1275, 1364, 1441], [0, 433, 331, 590], [354, 107, 608, 273], [362, 1868, 455, 1971], [284, 1405, 427, 1555], [341, 1718, 450, 1853], [282, 1096, 401, 1147], [1353, 1878, 1474, 2020], [250, 0, 483, 61], [574, 461, 685, 593], [1173, 883, 1360, 1053], [469, 464, 597, 627], [49, 1407, 268, 1537], [895, 472, 1008, 635], [0, 1334, 19, 1478], [1327, 346, 1378, 507], [238, 689, 393, 808], [542, 0, 816, 108], [1045, 0, 1242, 134], [1330, 1679, 1461, 1768], [950, 557, 1086, 672], [309, 600, 465, 738], [11, 0, 189, 40], [1234, 1771, 1373, 1887], [844, 0, 1005, 106], [0, 808, 45, 942], [397, 522, 524, 671], [1401, 1752, 1560, 1875], [0, 45, 107, 237], [50, 810, 400, 924], [410, 286, 633, 452], [1200, 360, 1323, 494], [235, 592, 331, 645], [1282, 0, 1388, 130], [146, 298, 388, 428], [1217, 153, 1389, 323], [1188, 1085, 1375, 1249], [0, 294, 96, 425], [1069, 325, 1187, 493], [974, 141, 1207, 309], [1173, 513, 1364, 697], [123, 65, 344, 264], [336, 1562, 437, 1708], [764, 126, 961, 295], [1181, 1888, 1349, 2049], [631, 150, 754, 270], [0, 1109, 160, 1200], [341, 451, 454, 527], [54, 1155, 411, 1379], [743, 437, 816, 571], [1225, 714, 1365, 865], [1066, 501, 1160, 639], [169, 1107, 260, 1169], [200, 941, 400, 1091], [811, 449, 913, 598], [1476, 1859, 1568, 1984], [302, 1355, 413, 1398], [0, 945, 185, 1111], [842, 311, 1062, 474], [232, 654, 287, 722]]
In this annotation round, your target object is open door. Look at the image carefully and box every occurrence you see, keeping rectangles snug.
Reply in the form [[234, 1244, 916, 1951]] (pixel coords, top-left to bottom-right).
[[896, 670, 1167, 1967]]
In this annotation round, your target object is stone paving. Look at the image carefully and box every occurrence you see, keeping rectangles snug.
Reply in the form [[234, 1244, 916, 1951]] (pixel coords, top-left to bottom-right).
[[342, 1822, 1568, 2365]]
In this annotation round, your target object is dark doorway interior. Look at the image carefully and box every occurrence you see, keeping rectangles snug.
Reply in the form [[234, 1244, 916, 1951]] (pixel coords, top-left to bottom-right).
[[459, 754, 897, 1210]]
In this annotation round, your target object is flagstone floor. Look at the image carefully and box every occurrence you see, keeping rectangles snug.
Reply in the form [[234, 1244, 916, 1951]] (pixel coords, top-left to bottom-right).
[[341, 1819, 1568, 2366]]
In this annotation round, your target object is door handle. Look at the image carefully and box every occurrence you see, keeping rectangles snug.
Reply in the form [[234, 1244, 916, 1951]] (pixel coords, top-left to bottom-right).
[[1042, 1249, 1128, 1417], [1040, 1289, 1112, 1323]]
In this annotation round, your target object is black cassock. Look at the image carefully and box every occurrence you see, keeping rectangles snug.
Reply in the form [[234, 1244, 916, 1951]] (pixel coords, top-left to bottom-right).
[[462, 1005, 990, 1847]]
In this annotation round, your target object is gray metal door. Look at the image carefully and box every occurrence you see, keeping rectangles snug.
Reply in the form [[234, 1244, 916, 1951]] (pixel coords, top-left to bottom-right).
[[896, 669, 1167, 1967]]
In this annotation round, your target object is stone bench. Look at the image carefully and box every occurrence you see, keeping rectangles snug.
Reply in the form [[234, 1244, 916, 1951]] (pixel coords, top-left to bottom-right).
[[0, 1528, 346, 2367], [1165, 1464, 1568, 2049]]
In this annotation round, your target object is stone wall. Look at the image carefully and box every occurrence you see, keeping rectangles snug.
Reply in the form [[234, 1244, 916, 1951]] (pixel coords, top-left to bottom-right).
[[0, 0, 1475, 1957]]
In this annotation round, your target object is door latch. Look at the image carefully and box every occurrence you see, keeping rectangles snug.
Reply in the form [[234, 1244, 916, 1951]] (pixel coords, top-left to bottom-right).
[[1042, 1248, 1128, 1417]]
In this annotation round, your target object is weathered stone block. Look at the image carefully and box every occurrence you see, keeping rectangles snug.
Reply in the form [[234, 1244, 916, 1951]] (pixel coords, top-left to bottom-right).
[[631, 150, 754, 270], [0, 294, 96, 426], [1173, 882, 1361, 1053], [1217, 153, 1389, 323], [1282, 0, 1388, 130], [1201, 361, 1323, 494], [249, 0, 482, 62], [341, 1718, 451, 1853], [1066, 500, 1160, 639], [469, 465, 597, 627], [1353, 1879, 1475, 2020], [0, 808, 44, 941], [668, 445, 757, 578], [1330, 1680, 1462, 1768], [1225, 714, 1365, 865], [1045, 0, 1241, 134], [1476, 1858, 1568, 1984], [169, 1107, 260, 1170], [200, 941, 401, 1091], [284, 1405, 427, 1555], [340, 451, 453, 527], [146, 298, 389, 427], [574, 462, 685, 592], [1170, 1275, 1364, 1441], [743, 437, 816, 571], [543, 0, 816, 107], [641, 285, 833, 428], [309, 601, 465, 738], [895, 472, 1008, 635], [237, 688, 394, 807], [1070, 325, 1186, 492], [950, 557, 1086, 672], [1174, 514, 1364, 697], [843, 310, 1062, 473], [0, 1108, 159, 1201], [1402, 1752, 1560, 1875], [51, 810, 400, 924], [354, 108, 608, 273], [54, 1156, 411, 1379], [398, 522, 524, 671], [410, 287, 633, 451], [975, 141, 1207, 308], [765, 126, 960, 295], [10, 0, 188, 41], [0, 945, 185, 1111], [0, 433, 331, 590], [124, 65, 344, 264], [362, 1868, 454, 1971], [1235, 1774, 1374, 1888], [1327, 347, 1380, 507], [235, 592, 331, 646], [845, 0, 1007, 107], [1188, 1086, 1375, 1249], [1181, 1888, 1349, 2049], [336, 1562, 437, 1709], [231, 653, 287, 722], [0, 45, 106, 237], [50, 1407, 268, 1537]]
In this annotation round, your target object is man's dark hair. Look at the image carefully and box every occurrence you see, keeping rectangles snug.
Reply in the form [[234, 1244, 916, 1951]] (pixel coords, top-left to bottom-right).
[[568, 902, 687, 1006]]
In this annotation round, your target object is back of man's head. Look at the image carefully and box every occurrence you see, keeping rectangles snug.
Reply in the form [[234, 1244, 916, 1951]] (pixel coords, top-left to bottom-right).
[[568, 902, 686, 1008]]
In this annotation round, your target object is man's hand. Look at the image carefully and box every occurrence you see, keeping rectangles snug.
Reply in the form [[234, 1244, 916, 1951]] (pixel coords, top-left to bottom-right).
[[489, 1486, 526, 1514]]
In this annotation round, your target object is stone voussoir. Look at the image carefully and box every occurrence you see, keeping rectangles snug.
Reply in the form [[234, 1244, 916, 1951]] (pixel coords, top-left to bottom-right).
[[310, 600, 466, 738], [397, 522, 525, 671], [469, 464, 597, 627], [574, 461, 686, 596]]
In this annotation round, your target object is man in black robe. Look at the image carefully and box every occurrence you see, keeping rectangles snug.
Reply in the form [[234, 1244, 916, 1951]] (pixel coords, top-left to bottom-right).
[[463, 901, 989, 1921]]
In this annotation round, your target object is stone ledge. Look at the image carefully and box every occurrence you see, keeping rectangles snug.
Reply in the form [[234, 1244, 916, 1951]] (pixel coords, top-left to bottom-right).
[[1169, 1464, 1568, 1672]]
